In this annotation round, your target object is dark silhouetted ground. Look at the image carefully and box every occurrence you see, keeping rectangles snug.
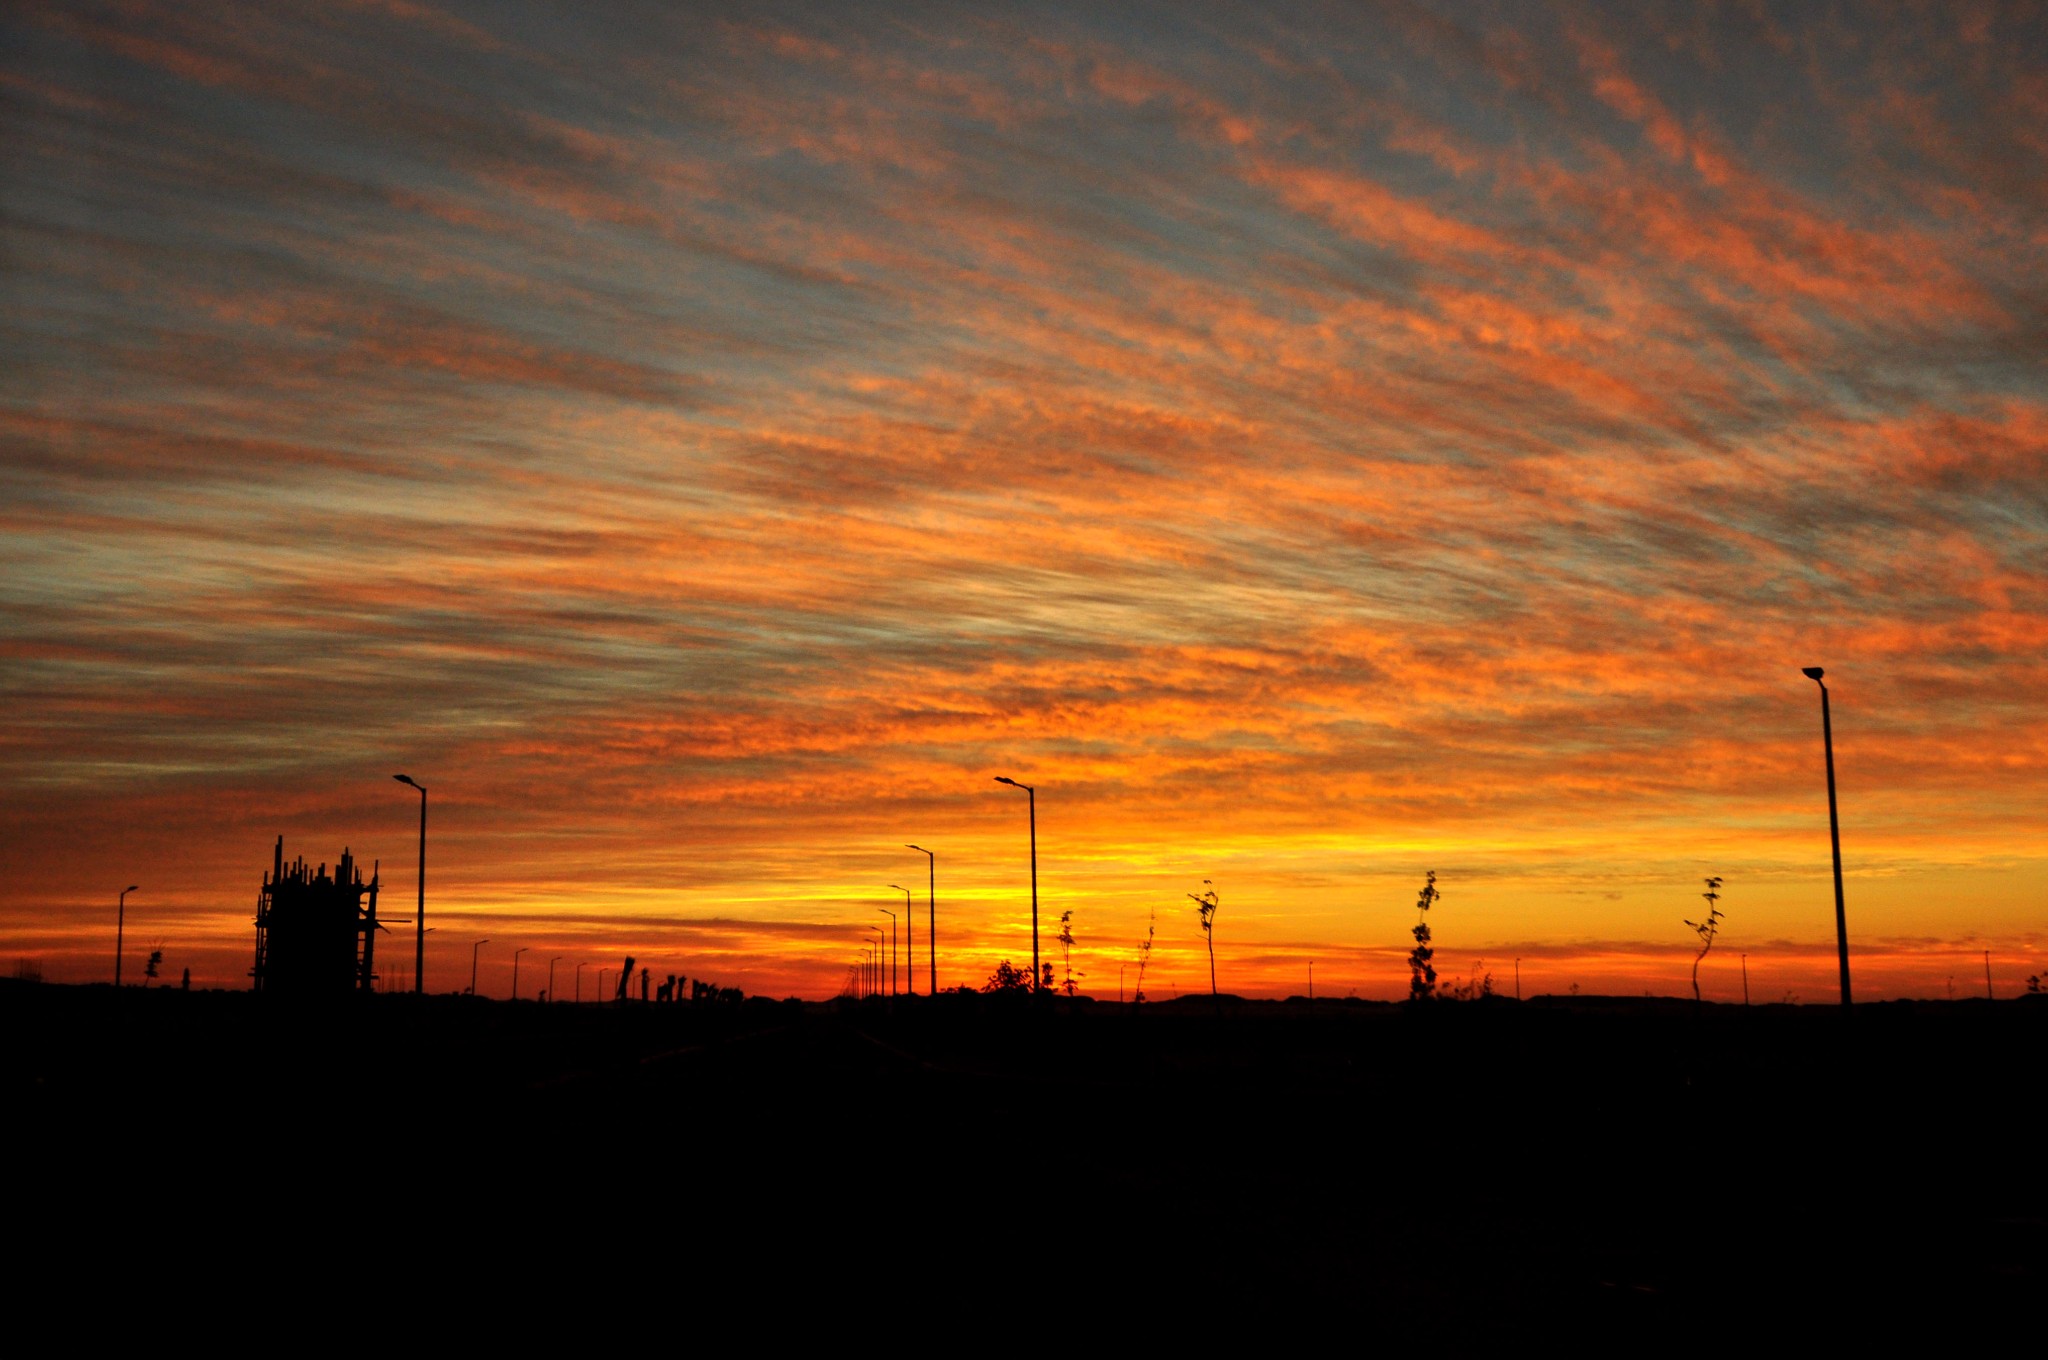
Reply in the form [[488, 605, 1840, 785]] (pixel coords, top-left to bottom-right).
[[9, 982, 2040, 1343]]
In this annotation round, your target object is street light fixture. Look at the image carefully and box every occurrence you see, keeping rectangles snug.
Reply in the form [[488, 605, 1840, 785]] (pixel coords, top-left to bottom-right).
[[887, 884, 913, 992], [512, 946, 529, 1002], [597, 967, 610, 1003], [879, 906, 898, 997], [882, 878, 909, 998], [548, 956, 562, 1005], [393, 775, 428, 995], [993, 777, 1039, 991], [576, 960, 587, 1004], [115, 885, 138, 987], [470, 939, 489, 997], [1803, 667, 1852, 1006], [867, 926, 885, 998], [906, 845, 935, 995]]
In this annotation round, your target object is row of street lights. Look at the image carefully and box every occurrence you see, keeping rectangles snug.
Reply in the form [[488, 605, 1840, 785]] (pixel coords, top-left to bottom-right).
[[109, 671, 1857, 1002], [463, 941, 665, 1003], [849, 775, 1038, 997], [863, 682, 1854, 1004]]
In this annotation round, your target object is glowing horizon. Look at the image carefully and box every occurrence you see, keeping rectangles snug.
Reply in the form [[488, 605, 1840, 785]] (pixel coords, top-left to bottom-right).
[[3, 2, 2044, 1000]]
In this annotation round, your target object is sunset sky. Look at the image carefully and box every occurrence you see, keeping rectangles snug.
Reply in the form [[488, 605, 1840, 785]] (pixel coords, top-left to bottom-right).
[[4, 1, 2044, 1001]]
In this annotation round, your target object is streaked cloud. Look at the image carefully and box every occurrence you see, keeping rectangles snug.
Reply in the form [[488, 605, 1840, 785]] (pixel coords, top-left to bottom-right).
[[3, 1, 2044, 998]]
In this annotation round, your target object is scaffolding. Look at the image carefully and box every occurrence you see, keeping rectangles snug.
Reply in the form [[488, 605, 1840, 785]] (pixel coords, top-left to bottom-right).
[[251, 835, 381, 994]]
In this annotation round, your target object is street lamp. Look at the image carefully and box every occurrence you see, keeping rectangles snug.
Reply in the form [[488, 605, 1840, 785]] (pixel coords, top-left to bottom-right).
[[867, 925, 886, 997], [548, 956, 562, 1005], [993, 777, 1039, 991], [115, 885, 138, 987], [470, 939, 489, 997], [598, 968, 610, 1003], [886, 880, 912, 998], [906, 845, 935, 995], [576, 961, 587, 1004], [887, 884, 913, 992], [1802, 667, 1852, 1006], [512, 946, 529, 1002], [393, 775, 428, 994], [879, 906, 898, 997]]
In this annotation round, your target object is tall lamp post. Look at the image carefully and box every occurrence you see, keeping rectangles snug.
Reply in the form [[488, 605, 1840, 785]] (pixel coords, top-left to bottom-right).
[[993, 777, 1039, 990], [887, 885, 914, 996], [115, 884, 139, 987], [886, 877, 911, 999], [1802, 667, 1852, 1006], [576, 961, 587, 1004], [868, 925, 887, 997], [512, 946, 529, 1002], [393, 775, 428, 994], [879, 906, 898, 997], [548, 956, 562, 1005], [470, 939, 489, 997], [906, 845, 935, 995]]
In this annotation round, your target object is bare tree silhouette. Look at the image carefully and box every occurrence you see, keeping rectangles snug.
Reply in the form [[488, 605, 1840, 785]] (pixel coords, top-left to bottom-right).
[[1408, 872, 1438, 1003], [1133, 905, 1157, 1004], [1057, 910, 1078, 996], [1686, 877, 1724, 1005], [1188, 881, 1220, 999]]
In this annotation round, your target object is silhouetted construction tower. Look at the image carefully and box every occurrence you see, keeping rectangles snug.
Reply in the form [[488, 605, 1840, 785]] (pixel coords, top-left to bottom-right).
[[251, 836, 382, 994]]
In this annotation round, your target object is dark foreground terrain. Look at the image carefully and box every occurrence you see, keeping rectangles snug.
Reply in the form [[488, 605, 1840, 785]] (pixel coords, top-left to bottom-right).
[[10, 981, 2041, 1344]]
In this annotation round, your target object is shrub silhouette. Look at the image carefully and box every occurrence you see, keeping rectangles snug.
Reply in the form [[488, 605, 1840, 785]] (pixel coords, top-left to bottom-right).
[[1440, 959, 1493, 1002], [1685, 877, 1725, 1005], [982, 960, 1033, 993], [1408, 871, 1439, 1002]]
